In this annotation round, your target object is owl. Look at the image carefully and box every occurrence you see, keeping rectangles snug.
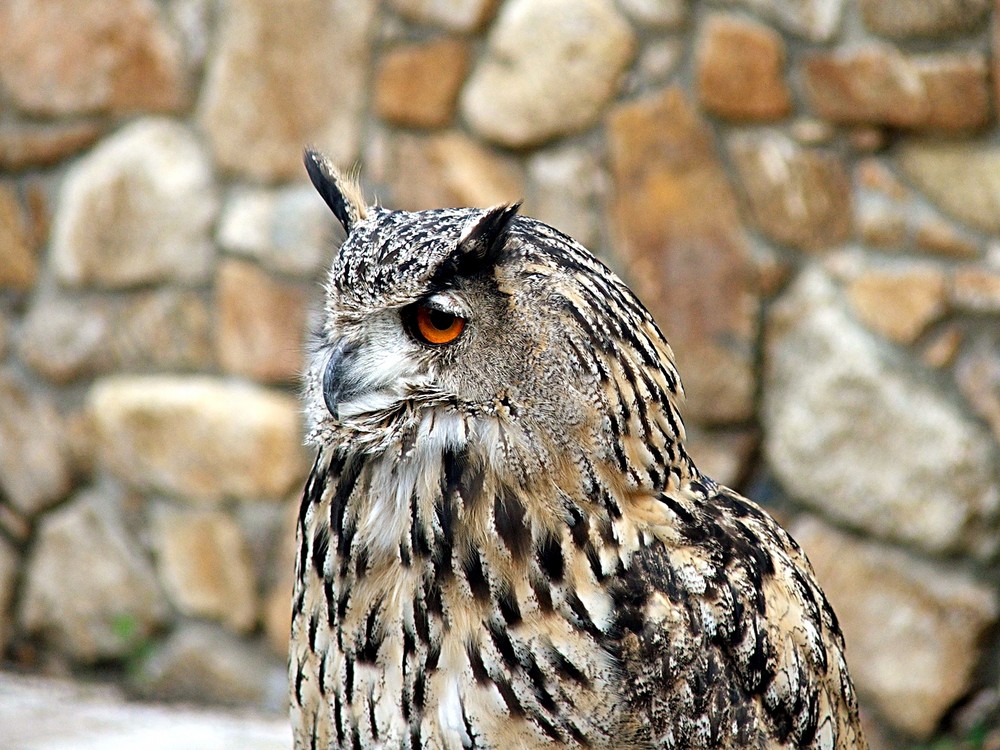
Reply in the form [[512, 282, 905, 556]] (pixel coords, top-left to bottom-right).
[[289, 149, 868, 750]]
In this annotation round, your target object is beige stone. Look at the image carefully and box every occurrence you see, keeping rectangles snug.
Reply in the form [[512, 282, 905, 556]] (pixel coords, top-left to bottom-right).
[[461, 0, 635, 147], [951, 268, 1000, 313], [0, 122, 104, 171], [51, 118, 217, 289], [0, 0, 187, 116], [526, 144, 606, 251], [20, 290, 214, 384], [915, 218, 980, 259], [387, 0, 499, 31], [804, 49, 990, 131], [684, 428, 757, 488], [715, 0, 845, 41], [616, 0, 686, 27], [0, 369, 73, 516], [216, 260, 309, 383], [375, 39, 471, 129], [860, 0, 989, 38], [846, 266, 947, 344], [88, 376, 308, 503], [792, 516, 998, 738], [608, 87, 758, 424], [199, 0, 376, 180], [19, 489, 168, 663], [697, 16, 791, 122], [922, 326, 963, 369], [729, 131, 851, 252], [0, 185, 37, 291], [384, 131, 525, 211], [956, 335, 1000, 446], [155, 508, 258, 633], [263, 501, 298, 657], [899, 141, 1000, 234]]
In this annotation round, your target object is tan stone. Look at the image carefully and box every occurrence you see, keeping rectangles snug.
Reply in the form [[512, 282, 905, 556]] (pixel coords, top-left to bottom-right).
[[915, 218, 980, 259], [388, 0, 499, 31], [384, 131, 525, 211], [696, 16, 790, 121], [922, 325, 963, 369], [264, 501, 298, 657], [729, 131, 851, 252], [461, 0, 635, 147], [216, 260, 309, 384], [791, 516, 999, 738], [899, 141, 1000, 234], [859, 212, 907, 249], [861, 0, 989, 38], [19, 489, 169, 663], [0, 122, 104, 171], [714, 0, 845, 41], [608, 87, 758, 424], [804, 48, 990, 131], [526, 144, 606, 251], [846, 266, 947, 344], [0, 185, 37, 291], [375, 39, 471, 129], [617, 0, 686, 27], [956, 335, 1000, 446], [0, 0, 187, 116], [951, 267, 1000, 313], [155, 508, 258, 633], [88, 376, 308, 503], [51, 118, 217, 289], [684, 428, 757, 488], [856, 159, 908, 200], [199, 0, 376, 180]]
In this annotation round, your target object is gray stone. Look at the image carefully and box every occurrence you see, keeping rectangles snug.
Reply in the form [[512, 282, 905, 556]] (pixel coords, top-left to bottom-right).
[[860, 0, 989, 38], [899, 141, 1000, 235], [20, 290, 213, 384], [956, 333, 1000, 447], [526, 145, 606, 252], [51, 118, 217, 289], [136, 623, 285, 710], [199, 0, 376, 180], [88, 376, 308, 503], [461, 0, 635, 148], [217, 185, 332, 276], [616, 0, 687, 27], [0, 537, 18, 652], [0, 368, 73, 515], [715, 0, 844, 41], [764, 268, 1000, 555], [19, 489, 168, 663], [792, 516, 998, 738], [387, 0, 498, 31], [0, 672, 289, 750]]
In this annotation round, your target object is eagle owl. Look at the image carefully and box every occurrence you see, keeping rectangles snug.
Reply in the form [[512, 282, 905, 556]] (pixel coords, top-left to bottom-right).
[[290, 149, 867, 750]]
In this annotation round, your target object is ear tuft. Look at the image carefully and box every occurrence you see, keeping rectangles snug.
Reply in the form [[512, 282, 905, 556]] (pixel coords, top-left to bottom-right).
[[456, 202, 522, 274], [303, 148, 368, 232]]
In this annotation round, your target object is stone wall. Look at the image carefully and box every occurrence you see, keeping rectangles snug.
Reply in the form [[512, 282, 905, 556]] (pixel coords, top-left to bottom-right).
[[1, 0, 1000, 746]]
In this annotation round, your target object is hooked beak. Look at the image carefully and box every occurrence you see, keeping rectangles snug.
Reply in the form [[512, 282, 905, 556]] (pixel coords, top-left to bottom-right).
[[322, 340, 360, 418]]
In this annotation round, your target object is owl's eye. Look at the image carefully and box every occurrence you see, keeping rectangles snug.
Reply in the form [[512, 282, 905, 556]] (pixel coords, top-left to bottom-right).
[[412, 303, 466, 345]]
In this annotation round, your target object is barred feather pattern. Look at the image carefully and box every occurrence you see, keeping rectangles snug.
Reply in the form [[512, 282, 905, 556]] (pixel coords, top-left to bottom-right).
[[290, 184, 867, 750]]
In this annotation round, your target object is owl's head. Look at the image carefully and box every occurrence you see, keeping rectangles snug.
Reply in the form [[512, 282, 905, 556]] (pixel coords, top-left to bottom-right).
[[303, 149, 687, 486]]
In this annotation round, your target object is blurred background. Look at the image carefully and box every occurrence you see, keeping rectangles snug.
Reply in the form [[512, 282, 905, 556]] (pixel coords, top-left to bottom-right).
[[1, 0, 1000, 747]]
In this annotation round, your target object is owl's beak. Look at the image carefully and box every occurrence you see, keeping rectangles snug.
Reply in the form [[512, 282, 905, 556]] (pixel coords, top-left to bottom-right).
[[322, 339, 360, 418]]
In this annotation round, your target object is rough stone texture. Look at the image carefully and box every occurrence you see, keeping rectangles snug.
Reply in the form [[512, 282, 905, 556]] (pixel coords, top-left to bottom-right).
[[216, 260, 309, 383], [0, 672, 289, 750], [387, 0, 499, 31], [0, 537, 18, 652], [792, 516, 999, 738], [51, 118, 217, 289], [716, 0, 845, 41], [608, 87, 758, 424], [697, 16, 791, 121], [764, 268, 1000, 555], [0, 122, 104, 171], [899, 141, 1000, 234], [685, 428, 757, 488], [19, 489, 168, 662], [375, 39, 471, 129], [382, 131, 525, 212], [0, 184, 38, 291], [729, 131, 851, 252], [616, 0, 687, 28], [951, 267, 1000, 313], [526, 144, 606, 252], [461, 0, 635, 148], [914, 217, 981, 259], [262, 502, 298, 657], [154, 508, 258, 633], [860, 0, 990, 39], [20, 290, 214, 384], [0, 0, 187, 116], [199, 0, 376, 180], [804, 49, 990, 131], [0, 369, 73, 516], [87, 376, 307, 503], [957, 334, 1000, 446], [846, 266, 947, 344], [217, 185, 333, 277]]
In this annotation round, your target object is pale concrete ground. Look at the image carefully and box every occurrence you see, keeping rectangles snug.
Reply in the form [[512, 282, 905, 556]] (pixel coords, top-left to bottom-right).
[[0, 671, 290, 750]]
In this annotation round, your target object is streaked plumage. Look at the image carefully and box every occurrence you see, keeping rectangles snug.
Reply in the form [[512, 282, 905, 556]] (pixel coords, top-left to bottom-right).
[[290, 149, 867, 750]]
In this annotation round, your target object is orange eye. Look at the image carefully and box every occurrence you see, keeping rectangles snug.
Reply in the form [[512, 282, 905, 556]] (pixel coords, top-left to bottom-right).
[[414, 304, 466, 345]]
